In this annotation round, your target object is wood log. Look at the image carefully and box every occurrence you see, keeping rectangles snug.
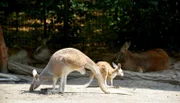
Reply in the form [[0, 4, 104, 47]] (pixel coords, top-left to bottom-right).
[[121, 66, 180, 85], [5, 60, 180, 86], [8, 61, 43, 75], [0, 73, 34, 82], [11, 74, 33, 82], [0, 73, 20, 82]]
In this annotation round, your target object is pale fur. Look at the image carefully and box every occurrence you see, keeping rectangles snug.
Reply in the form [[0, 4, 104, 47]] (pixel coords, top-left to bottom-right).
[[82, 61, 124, 88], [29, 48, 110, 94]]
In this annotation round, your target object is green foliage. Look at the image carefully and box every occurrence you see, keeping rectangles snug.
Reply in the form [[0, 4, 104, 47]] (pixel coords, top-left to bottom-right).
[[0, 0, 180, 51]]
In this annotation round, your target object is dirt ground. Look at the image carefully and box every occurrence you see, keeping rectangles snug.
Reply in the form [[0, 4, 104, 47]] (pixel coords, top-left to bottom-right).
[[0, 74, 180, 103]]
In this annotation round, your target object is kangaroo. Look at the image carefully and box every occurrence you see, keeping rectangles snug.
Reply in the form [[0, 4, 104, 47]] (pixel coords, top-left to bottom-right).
[[33, 36, 53, 63], [83, 61, 124, 88], [116, 41, 170, 72], [29, 48, 110, 94]]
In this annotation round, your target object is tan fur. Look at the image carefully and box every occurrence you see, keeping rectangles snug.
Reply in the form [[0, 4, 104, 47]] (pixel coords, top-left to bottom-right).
[[117, 42, 170, 72], [29, 48, 110, 94], [83, 61, 123, 87]]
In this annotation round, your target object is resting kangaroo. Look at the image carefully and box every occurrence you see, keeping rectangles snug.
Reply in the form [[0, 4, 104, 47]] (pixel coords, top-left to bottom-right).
[[116, 42, 170, 72], [83, 61, 124, 88], [29, 48, 110, 94]]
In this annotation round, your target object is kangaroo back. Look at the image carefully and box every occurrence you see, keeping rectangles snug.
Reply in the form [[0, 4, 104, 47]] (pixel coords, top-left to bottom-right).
[[117, 42, 170, 72]]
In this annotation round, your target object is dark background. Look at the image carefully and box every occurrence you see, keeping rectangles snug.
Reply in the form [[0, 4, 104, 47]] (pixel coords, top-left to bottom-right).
[[0, 0, 180, 54]]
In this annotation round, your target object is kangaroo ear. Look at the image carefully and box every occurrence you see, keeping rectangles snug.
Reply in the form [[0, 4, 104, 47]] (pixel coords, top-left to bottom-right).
[[124, 41, 131, 50], [117, 63, 122, 69], [112, 62, 118, 68], [120, 41, 131, 52], [118, 63, 121, 67], [32, 69, 39, 80]]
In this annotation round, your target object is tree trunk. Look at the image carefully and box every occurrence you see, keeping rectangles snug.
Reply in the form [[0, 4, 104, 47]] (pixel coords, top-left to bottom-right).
[[0, 25, 8, 73], [43, 0, 47, 38], [63, 0, 69, 47]]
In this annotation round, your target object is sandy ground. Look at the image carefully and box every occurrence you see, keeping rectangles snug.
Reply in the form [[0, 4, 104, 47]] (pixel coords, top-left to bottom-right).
[[0, 75, 180, 103]]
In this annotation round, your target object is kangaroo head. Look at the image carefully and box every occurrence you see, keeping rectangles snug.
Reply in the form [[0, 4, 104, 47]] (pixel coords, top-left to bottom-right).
[[29, 69, 41, 91], [33, 36, 52, 62], [112, 62, 124, 77]]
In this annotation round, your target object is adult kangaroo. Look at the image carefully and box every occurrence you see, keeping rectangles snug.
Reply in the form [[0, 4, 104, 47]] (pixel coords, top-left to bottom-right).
[[29, 48, 110, 94], [116, 42, 170, 72]]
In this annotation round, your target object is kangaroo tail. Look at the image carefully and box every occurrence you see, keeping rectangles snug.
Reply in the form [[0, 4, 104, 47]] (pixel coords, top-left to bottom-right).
[[85, 63, 110, 94], [82, 72, 94, 87]]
